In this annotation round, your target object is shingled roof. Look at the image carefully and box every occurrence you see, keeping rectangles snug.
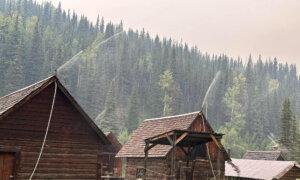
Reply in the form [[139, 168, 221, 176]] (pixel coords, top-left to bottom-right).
[[243, 151, 285, 161], [0, 77, 52, 117], [116, 111, 202, 158], [0, 75, 110, 144], [226, 158, 300, 180]]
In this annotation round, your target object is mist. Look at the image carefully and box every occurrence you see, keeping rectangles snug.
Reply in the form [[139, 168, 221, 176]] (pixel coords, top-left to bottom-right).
[[37, 0, 300, 68]]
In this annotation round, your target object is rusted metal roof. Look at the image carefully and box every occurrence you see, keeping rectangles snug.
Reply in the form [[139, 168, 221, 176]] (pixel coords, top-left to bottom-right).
[[116, 112, 203, 158], [243, 151, 284, 161], [225, 158, 299, 180]]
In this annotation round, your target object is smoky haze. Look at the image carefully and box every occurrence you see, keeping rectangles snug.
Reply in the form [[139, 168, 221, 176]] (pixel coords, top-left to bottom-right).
[[38, 0, 300, 68]]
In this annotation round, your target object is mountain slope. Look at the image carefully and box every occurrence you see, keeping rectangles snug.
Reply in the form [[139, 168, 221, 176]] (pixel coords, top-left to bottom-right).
[[0, 0, 299, 158]]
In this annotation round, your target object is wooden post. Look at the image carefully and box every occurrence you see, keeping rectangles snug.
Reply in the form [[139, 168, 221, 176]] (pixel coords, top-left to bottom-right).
[[191, 160, 196, 180], [170, 133, 177, 180], [144, 141, 149, 180], [217, 149, 221, 178]]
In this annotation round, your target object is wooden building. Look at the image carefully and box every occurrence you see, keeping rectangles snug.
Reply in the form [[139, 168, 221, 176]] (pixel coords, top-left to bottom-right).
[[101, 132, 123, 177], [242, 151, 285, 161], [225, 158, 300, 180], [116, 111, 230, 180], [0, 76, 112, 180]]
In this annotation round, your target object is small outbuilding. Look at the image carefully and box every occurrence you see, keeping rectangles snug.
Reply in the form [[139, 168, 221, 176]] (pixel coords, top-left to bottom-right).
[[0, 76, 112, 179], [116, 111, 230, 180], [242, 151, 285, 161], [101, 132, 123, 177], [225, 158, 300, 180]]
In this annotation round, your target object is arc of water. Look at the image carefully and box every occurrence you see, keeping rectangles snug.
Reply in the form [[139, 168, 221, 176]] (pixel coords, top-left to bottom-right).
[[57, 31, 123, 72], [201, 71, 221, 114]]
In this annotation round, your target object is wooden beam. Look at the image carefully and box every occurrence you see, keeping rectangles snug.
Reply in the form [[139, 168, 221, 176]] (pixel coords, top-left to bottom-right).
[[175, 132, 188, 145], [179, 146, 188, 156], [145, 143, 156, 152], [166, 134, 174, 145], [144, 141, 149, 180], [210, 134, 222, 149], [147, 132, 173, 142], [210, 134, 231, 160]]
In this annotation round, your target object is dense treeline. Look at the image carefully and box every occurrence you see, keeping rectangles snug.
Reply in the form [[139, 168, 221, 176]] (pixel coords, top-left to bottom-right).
[[0, 0, 299, 159], [0, 0, 101, 94]]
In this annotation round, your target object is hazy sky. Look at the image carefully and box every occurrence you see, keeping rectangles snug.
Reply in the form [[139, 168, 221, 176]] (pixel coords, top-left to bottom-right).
[[38, 0, 300, 68]]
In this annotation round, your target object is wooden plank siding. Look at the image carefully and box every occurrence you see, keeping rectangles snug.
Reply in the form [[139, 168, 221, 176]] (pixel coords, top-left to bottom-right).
[[124, 115, 226, 180], [280, 166, 300, 180], [125, 157, 168, 180], [0, 84, 105, 180]]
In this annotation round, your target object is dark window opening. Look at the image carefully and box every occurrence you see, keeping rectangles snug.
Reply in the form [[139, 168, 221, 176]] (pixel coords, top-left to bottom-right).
[[191, 144, 207, 159]]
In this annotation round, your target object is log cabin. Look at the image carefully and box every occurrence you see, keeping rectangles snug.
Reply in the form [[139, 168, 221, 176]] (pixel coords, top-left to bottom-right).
[[116, 111, 231, 180], [0, 75, 112, 180]]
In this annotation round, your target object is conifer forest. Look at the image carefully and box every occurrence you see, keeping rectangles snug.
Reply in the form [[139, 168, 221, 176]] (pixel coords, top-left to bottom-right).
[[0, 0, 299, 159]]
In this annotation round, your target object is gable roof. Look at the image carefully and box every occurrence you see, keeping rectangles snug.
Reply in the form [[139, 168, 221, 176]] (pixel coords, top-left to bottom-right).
[[0, 75, 110, 144], [116, 111, 205, 158], [225, 158, 300, 180], [0, 77, 53, 117], [243, 151, 284, 161]]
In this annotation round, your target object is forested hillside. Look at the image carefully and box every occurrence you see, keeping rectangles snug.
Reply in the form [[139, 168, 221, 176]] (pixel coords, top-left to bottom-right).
[[0, 0, 299, 158]]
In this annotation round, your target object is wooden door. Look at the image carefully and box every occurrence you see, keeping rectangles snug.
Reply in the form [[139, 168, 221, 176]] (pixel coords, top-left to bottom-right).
[[0, 153, 15, 180]]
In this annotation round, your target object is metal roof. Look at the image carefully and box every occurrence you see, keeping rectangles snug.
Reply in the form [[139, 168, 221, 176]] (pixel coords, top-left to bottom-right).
[[226, 158, 299, 180], [243, 151, 284, 161]]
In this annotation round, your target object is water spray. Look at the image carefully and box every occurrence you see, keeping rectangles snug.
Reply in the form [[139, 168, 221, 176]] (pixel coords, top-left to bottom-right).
[[57, 31, 123, 73], [201, 71, 221, 116]]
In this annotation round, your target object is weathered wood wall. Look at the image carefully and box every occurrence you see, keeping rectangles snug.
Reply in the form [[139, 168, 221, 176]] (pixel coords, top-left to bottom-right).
[[0, 84, 105, 180], [124, 115, 226, 180], [280, 166, 300, 180], [125, 157, 168, 180], [102, 133, 122, 176]]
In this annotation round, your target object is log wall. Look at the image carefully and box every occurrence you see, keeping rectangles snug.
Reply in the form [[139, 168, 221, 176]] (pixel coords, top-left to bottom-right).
[[125, 157, 168, 180], [280, 166, 300, 180], [0, 84, 105, 180]]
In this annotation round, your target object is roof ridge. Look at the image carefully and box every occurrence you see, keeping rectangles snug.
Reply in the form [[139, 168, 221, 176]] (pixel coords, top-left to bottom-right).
[[144, 111, 200, 122], [231, 158, 297, 164], [246, 150, 281, 153], [0, 76, 54, 100]]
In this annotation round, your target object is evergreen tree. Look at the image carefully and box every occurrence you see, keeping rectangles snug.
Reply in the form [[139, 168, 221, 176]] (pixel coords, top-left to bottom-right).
[[26, 20, 43, 83], [279, 99, 293, 150], [279, 98, 300, 161], [99, 17, 104, 33], [96, 80, 119, 134], [0, 0, 299, 154], [126, 85, 139, 132]]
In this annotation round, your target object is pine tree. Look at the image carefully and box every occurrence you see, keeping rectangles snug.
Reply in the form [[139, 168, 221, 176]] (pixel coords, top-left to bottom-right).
[[95, 15, 100, 32], [96, 80, 119, 134], [99, 17, 104, 33], [126, 85, 139, 132], [3, 14, 24, 93], [26, 20, 43, 83], [279, 99, 293, 150], [290, 107, 299, 161], [0, 0, 6, 12]]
